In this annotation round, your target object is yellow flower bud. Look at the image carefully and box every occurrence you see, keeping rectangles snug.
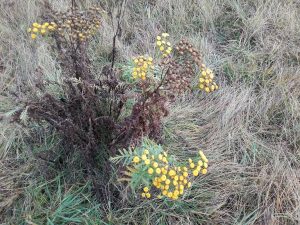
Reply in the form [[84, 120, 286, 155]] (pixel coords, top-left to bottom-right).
[[148, 168, 154, 174], [168, 170, 176, 176], [145, 159, 150, 165], [133, 156, 140, 163], [32, 28, 39, 33], [158, 154, 163, 160], [144, 149, 149, 154], [141, 154, 147, 160], [156, 168, 162, 174], [31, 33, 37, 39], [193, 170, 199, 177]]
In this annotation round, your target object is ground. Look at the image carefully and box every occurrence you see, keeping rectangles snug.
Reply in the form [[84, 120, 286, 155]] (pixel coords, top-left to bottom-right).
[[0, 0, 300, 224]]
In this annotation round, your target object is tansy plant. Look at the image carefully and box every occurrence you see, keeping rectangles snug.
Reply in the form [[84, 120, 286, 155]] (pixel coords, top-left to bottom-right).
[[21, 0, 217, 201], [128, 33, 219, 94], [111, 139, 209, 200]]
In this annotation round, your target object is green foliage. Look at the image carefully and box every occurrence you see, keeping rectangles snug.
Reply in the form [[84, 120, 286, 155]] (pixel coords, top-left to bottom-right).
[[13, 176, 106, 225]]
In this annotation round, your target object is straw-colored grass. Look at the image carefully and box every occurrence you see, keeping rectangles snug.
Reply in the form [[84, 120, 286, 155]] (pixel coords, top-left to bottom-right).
[[1, 0, 299, 224]]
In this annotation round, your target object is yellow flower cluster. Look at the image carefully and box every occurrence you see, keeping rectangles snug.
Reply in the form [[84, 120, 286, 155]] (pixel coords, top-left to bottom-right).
[[189, 150, 209, 177], [132, 148, 209, 200], [156, 33, 172, 57], [132, 56, 154, 80], [27, 22, 57, 40], [198, 64, 219, 93]]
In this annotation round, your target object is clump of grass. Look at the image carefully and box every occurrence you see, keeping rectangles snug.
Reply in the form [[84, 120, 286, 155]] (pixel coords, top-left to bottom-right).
[[5, 176, 105, 225], [1, 0, 300, 224]]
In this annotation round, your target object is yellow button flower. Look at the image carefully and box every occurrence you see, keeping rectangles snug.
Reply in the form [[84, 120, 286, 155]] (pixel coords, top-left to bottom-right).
[[153, 162, 158, 168], [145, 159, 150, 165], [141, 193, 146, 198], [143, 149, 149, 154], [161, 175, 166, 181], [156, 41, 162, 46], [133, 156, 140, 163], [141, 154, 147, 160], [162, 168, 167, 175], [198, 160, 203, 166], [190, 163, 195, 169], [156, 36, 161, 41], [187, 182, 192, 188], [168, 170, 176, 176], [146, 193, 151, 198], [193, 170, 199, 177], [143, 187, 149, 192], [165, 179, 170, 185], [202, 169, 207, 174], [32, 28, 39, 33], [31, 33, 37, 39], [156, 168, 161, 174], [158, 154, 163, 160], [148, 167, 154, 174]]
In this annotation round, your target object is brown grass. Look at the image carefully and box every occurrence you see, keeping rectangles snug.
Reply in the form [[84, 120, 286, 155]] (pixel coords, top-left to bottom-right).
[[0, 0, 300, 224]]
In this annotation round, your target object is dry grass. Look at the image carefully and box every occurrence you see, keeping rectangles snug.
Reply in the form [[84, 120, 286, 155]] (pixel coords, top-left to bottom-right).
[[0, 0, 300, 224]]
